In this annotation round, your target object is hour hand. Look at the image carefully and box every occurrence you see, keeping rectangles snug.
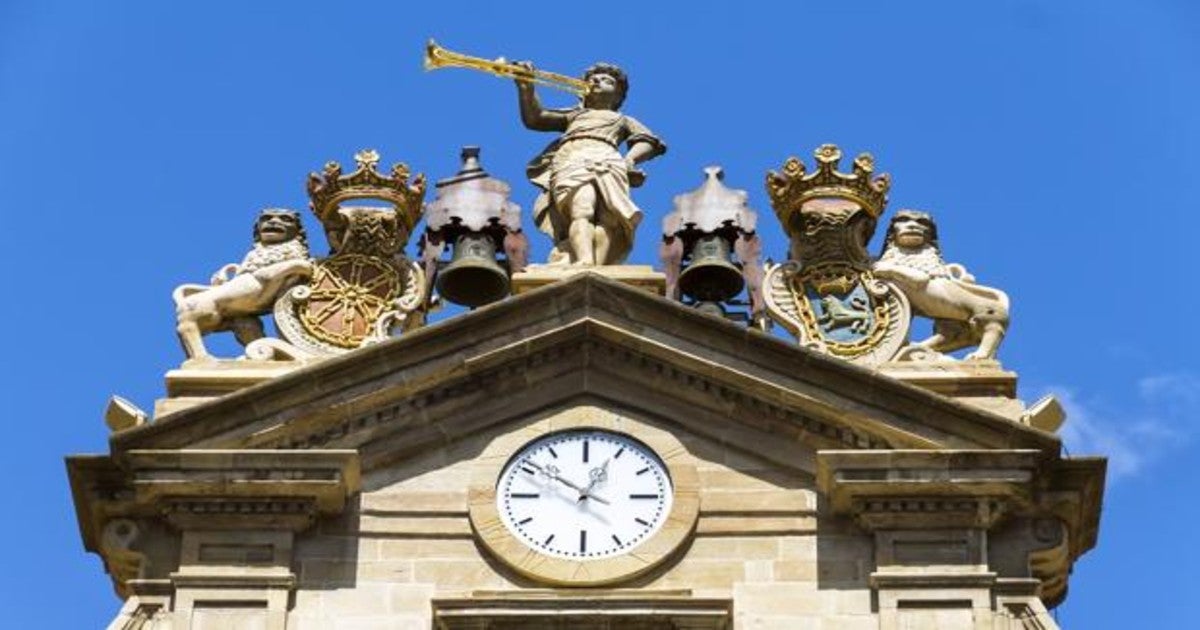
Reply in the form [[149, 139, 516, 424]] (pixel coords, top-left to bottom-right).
[[579, 458, 610, 501]]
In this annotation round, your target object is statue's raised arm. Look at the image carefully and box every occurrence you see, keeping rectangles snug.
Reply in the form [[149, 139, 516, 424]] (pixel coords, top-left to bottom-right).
[[521, 62, 666, 265], [424, 41, 666, 266]]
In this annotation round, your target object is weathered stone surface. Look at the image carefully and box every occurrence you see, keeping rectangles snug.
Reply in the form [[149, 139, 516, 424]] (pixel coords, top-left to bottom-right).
[[68, 274, 1102, 629]]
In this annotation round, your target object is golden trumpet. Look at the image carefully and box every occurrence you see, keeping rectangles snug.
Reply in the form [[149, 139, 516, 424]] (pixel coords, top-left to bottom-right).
[[424, 39, 590, 97]]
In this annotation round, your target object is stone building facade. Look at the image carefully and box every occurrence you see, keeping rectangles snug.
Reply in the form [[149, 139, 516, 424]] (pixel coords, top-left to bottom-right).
[[68, 274, 1104, 630]]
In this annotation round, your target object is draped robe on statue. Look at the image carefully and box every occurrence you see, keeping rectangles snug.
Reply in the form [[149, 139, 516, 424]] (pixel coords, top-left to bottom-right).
[[526, 107, 666, 264]]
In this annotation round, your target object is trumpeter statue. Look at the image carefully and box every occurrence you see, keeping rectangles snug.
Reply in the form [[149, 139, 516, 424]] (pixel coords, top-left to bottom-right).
[[425, 40, 666, 266]]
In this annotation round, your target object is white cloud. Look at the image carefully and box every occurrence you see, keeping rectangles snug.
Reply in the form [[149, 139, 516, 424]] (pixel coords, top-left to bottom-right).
[[1045, 372, 1199, 479]]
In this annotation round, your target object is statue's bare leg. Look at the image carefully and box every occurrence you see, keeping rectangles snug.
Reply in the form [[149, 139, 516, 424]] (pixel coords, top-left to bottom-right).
[[568, 186, 598, 265], [594, 224, 610, 265]]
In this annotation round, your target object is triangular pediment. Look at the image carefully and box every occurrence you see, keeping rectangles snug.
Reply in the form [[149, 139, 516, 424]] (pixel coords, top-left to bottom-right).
[[110, 273, 1059, 471]]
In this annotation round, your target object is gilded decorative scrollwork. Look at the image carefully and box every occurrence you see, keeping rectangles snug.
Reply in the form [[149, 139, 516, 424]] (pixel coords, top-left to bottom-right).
[[764, 261, 909, 363]]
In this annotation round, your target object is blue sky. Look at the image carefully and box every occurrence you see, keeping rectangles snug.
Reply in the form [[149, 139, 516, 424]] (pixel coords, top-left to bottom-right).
[[1, 1, 1197, 626]]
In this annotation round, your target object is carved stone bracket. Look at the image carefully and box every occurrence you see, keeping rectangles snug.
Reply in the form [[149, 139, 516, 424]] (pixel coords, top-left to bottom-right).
[[818, 450, 1040, 531], [121, 449, 361, 528], [69, 450, 360, 601], [817, 449, 1104, 612]]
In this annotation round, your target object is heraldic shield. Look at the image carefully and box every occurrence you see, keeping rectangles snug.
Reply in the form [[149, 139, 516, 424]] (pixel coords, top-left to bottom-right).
[[268, 149, 429, 357], [273, 252, 426, 355], [762, 145, 912, 365], [764, 261, 910, 364]]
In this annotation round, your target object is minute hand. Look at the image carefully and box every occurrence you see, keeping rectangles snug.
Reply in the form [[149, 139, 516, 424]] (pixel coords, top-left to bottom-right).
[[526, 461, 610, 505]]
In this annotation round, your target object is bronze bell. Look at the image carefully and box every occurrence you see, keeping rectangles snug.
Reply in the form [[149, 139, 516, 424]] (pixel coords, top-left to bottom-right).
[[663, 166, 760, 307], [423, 147, 525, 308], [436, 232, 509, 308], [678, 234, 744, 303]]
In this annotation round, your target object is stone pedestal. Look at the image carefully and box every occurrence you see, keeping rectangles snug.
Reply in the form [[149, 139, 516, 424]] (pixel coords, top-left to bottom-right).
[[511, 265, 666, 296], [877, 358, 1025, 420], [156, 359, 322, 418]]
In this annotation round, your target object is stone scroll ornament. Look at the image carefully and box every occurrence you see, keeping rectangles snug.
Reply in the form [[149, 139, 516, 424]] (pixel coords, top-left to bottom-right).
[[762, 145, 911, 365], [172, 149, 429, 362]]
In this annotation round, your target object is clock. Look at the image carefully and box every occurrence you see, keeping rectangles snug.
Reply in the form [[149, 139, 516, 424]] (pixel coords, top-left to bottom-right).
[[468, 412, 700, 586], [495, 429, 673, 560]]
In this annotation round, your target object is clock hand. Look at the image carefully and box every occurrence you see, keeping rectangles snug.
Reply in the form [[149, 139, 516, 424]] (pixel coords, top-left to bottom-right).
[[579, 458, 611, 502], [580, 492, 611, 506], [525, 460, 596, 498]]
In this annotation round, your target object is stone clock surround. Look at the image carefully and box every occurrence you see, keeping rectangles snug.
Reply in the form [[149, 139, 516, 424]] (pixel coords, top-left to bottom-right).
[[468, 408, 701, 586]]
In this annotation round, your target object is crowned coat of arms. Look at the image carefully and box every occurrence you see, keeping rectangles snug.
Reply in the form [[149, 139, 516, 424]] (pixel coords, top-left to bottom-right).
[[761, 145, 911, 364], [171, 150, 429, 362]]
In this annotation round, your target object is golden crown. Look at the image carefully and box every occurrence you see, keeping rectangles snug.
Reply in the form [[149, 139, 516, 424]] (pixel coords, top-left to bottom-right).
[[306, 149, 427, 233], [766, 144, 891, 222]]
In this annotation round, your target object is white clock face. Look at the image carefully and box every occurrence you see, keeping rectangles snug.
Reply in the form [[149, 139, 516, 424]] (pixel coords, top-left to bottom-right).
[[496, 429, 674, 560]]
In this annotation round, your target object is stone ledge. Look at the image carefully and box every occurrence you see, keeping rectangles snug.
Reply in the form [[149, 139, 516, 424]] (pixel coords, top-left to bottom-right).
[[169, 572, 297, 589], [870, 571, 998, 589], [512, 265, 666, 296], [96, 450, 364, 533], [816, 450, 1040, 528], [433, 591, 731, 630], [164, 359, 319, 398], [876, 359, 1017, 398]]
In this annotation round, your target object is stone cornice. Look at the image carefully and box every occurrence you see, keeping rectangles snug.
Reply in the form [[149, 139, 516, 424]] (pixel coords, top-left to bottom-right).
[[816, 449, 1105, 608], [432, 591, 732, 630], [109, 274, 1060, 461], [67, 450, 360, 552], [817, 450, 1042, 529], [121, 449, 360, 518]]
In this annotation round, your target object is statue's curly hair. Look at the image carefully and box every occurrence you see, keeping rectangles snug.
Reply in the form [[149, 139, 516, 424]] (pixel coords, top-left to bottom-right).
[[583, 62, 628, 109], [882, 209, 939, 252], [252, 208, 308, 248]]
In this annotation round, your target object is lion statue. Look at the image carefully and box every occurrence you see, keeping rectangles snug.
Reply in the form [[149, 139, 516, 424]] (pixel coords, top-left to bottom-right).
[[873, 210, 1009, 360], [173, 208, 313, 360]]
